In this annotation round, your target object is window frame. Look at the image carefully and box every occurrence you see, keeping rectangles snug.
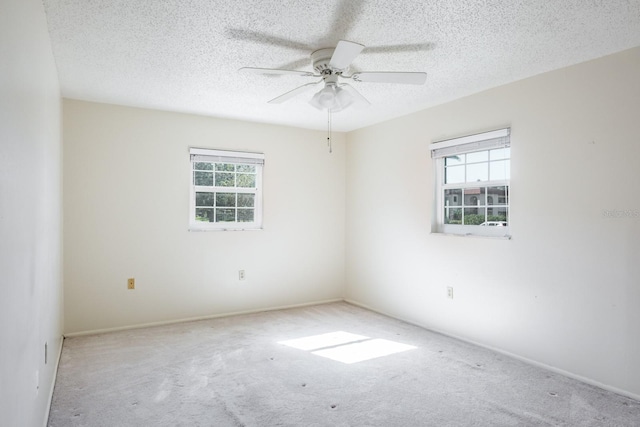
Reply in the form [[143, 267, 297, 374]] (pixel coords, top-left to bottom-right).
[[189, 148, 264, 231], [431, 128, 511, 238]]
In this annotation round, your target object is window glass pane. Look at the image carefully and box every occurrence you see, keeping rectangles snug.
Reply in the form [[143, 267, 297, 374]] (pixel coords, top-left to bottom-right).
[[195, 192, 214, 207], [194, 171, 213, 186], [466, 163, 488, 182], [444, 189, 462, 206], [215, 163, 235, 172], [463, 208, 486, 225], [195, 208, 214, 222], [215, 208, 235, 222], [466, 150, 488, 163], [445, 165, 464, 184], [445, 155, 463, 166], [237, 209, 254, 222], [490, 160, 510, 180], [215, 172, 235, 187], [486, 206, 508, 225], [444, 208, 462, 224], [236, 174, 256, 188], [490, 147, 510, 160], [194, 162, 213, 171], [237, 194, 255, 207], [464, 187, 485, 206], [487, 186, 508, 205], [237, 164, 255, 173], [216, 193, 236, 207]]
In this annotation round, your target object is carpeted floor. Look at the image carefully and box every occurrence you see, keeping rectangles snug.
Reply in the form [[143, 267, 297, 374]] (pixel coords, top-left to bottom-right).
[[48, 302, 640, 426]]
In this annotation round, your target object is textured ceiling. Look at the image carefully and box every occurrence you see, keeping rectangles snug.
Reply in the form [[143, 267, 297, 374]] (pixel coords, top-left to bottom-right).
[[43, 0, 640, 132]]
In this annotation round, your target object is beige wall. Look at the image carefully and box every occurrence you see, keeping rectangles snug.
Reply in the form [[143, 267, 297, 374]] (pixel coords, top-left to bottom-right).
[[63, 100, 346, 334], [0, 0, 63, 425], [346, 47, 640, 398]]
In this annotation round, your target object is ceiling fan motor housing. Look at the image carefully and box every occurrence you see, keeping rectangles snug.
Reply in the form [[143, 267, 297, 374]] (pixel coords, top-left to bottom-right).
[[311, 48, 346, 74]]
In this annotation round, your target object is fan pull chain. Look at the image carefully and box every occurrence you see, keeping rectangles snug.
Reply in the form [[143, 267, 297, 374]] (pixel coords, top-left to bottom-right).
[[327, 109, 332, 153]]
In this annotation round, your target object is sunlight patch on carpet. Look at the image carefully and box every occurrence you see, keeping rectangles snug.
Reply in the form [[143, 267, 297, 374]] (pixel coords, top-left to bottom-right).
[[278, 331, 417, 364], [312, 339, 417, 364], [278, 331, 368, 351]]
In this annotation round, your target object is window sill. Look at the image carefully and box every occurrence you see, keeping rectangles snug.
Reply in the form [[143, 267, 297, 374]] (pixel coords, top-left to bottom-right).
[[430, 232, 511, 240], [189, 227, 263, 232]]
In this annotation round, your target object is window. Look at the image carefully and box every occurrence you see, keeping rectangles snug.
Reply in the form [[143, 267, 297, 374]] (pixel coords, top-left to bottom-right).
[[189, 148, 264, 230], [431, 128, 510, 237]]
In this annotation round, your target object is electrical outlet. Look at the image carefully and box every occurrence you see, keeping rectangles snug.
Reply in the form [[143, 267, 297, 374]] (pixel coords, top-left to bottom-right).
[[447, 286, 454, 299], [239, 270, 245, 281], [127, 278, 135, 290]]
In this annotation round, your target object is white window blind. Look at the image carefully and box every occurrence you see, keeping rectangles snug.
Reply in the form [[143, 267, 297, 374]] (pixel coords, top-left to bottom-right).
[[431, 128, 510, 159], [190, 148, 265, 165]]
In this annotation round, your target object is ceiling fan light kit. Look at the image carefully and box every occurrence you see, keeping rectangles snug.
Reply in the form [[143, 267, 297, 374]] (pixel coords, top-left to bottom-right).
[[309, 75, 354, 113]]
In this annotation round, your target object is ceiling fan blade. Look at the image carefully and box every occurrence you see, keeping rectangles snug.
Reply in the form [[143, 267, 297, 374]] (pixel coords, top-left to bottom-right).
[[339, 84, 371, 107], [276, 57, 311, 72], [330, 40, 365, 70], [328, 0, 366, 40], [352, 72, 427, 85], [364, 43, 435, 54], [227, 29, 311, 52], [268, 81, 322, 104], [239, 67, 314, 77]]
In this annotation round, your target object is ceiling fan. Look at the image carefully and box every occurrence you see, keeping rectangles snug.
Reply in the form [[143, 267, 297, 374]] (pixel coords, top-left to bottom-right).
[[238, 40, 427, 113]]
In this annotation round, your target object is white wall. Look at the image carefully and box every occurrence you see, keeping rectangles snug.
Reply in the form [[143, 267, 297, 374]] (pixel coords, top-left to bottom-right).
[[0, 0, 63, 426], [346, 47, 640, 398], [63, 100, 345, 334]]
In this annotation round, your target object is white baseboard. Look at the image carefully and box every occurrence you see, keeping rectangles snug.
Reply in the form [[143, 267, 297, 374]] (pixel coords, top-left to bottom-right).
[[63, 298, 344, 338], [344, 298, 640, 402], [43, 335, 64, 427]]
